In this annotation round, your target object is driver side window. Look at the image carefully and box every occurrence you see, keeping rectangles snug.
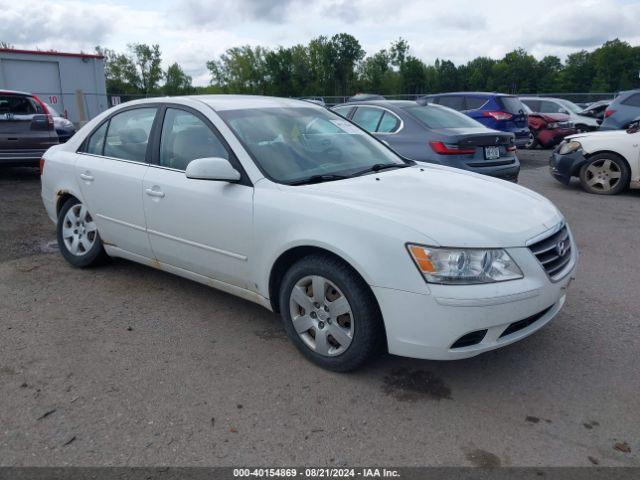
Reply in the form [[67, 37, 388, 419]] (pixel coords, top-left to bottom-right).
[[160, 108, 229, 171]]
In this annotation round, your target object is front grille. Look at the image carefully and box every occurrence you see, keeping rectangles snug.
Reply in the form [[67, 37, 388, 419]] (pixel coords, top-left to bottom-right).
[[499, 305, 553, 338], [451, 329, 487, 349], [529, 224, 572, 280], [557, 121, 573, 128]]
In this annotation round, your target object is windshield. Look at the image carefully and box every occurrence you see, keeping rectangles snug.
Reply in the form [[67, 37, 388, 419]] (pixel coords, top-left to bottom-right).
[[219, 107, 405, 184], [558, 99, 582, 114], [404, 104, 483, 129]]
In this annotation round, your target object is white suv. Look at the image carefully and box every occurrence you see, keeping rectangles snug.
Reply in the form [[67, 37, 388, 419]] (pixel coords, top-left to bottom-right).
[[41, 95, 578, 371]]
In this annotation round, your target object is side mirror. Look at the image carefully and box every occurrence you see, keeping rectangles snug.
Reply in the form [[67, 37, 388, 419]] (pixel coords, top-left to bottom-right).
[[185, 157, 241, 182]]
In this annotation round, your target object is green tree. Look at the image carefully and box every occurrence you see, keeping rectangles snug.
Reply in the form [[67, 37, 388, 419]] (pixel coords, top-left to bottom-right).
[[163, 63, 193, 95], [129, 43, 163, 93], [330, 33, 365, 95], [96, 46, 139, 94]]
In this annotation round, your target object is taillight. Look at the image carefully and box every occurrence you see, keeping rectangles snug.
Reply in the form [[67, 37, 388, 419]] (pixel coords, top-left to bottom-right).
[[32, 95, 54, 128], [39, 157, 45, 175], [604, 109, 616, 118], [429, 141, 476, 155], [506, 145, 517, 152], [483, 111, 513, 121]]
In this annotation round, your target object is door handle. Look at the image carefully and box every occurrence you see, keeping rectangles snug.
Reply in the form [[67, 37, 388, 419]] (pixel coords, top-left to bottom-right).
[[80, 172, 94, 181], [145, 188, 165, 198]]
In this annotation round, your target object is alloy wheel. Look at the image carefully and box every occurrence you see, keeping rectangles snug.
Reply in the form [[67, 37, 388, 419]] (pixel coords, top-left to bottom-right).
[[62, 204, 98, 256], [584, 158, 621, 192], [288, 275, 354, 357]]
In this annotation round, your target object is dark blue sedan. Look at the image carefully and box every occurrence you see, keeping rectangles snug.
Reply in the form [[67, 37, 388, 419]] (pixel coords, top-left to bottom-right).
[[332, 100, 520, 181]]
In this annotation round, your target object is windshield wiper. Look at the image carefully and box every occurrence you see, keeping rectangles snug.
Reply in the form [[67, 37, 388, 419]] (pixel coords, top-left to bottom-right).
[[351, 163, 410, 177], [289, 174, 350, 186]]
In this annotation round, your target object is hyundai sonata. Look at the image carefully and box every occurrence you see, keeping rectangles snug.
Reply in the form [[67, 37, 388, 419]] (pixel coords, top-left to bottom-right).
[[41, 95, 577, 371]]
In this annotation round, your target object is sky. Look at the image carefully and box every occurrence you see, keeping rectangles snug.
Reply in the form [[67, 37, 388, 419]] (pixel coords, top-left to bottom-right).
[[1, 0, 639, 86]]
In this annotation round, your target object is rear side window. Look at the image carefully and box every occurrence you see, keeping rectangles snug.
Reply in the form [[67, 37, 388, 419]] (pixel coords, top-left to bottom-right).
[[437, 96, 465, 111], [622, 93, 640, 107], [465, 96, 487, 110], [404, 105, 482, 129], [498, 96, 525, 114], [377, 112, 401, 133], [85, 122, 108, 155], [351, 107, 384, 132], [160, 108, 229, 171], [103, 108, 157, 162], [0, 95, 38, 115]]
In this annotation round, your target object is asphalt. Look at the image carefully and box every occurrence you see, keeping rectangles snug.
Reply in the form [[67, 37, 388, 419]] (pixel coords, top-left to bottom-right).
[[0, 150, 638, 467]]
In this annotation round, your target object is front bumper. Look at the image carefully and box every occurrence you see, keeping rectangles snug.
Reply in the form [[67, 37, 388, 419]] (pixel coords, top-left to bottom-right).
[[373, 241, 578, 360], [549, 150, 588, 185], [537, 127, 577, 148]]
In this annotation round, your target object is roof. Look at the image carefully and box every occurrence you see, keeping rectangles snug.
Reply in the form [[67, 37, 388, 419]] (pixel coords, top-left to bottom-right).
[[0, 48, 104, 59], [422, 92, 513, 97], [333, 100, 421, 109], [192, 94, 318, 111], [0, 89, 33, 96]]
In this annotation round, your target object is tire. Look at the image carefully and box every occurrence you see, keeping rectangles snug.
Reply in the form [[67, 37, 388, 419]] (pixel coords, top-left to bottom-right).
[[524, 132, 537, 149], [578, 153, 630, 195], [57, 197, 108, 267], [279, 253, 384, 372]]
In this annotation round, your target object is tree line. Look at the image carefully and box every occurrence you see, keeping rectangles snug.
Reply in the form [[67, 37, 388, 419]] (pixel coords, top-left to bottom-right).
[[95, 36, 640, 97]]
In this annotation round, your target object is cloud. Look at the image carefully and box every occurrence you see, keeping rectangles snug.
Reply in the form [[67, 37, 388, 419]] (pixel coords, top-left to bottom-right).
[[1, 0, 639, 86]]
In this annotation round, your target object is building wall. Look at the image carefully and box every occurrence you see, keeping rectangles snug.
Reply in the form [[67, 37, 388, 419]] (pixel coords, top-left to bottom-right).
[[0, 51, 108, 125]]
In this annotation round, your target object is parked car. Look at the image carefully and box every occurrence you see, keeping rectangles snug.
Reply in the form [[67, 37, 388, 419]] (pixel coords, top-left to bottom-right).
[[44, 102, 76, 142], [0, 89, 58, 167], [418, 92, 530, 148], [521, 103, 576, 149], [332, 100, 519, 181], [579, 99, 612, 123], [550, 120, 640, 195], [41, 95, 577, 371], [520, 97, 599, 133], [599, 89, 640, 130]]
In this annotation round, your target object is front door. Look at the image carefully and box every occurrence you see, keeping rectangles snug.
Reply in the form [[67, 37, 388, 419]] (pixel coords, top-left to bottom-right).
[[142, 106, 253, 289]]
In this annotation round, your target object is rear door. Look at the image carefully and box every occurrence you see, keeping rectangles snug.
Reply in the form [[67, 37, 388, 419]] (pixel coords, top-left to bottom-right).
[[0, 94, 56, 152], [75, 106, 158, 258]]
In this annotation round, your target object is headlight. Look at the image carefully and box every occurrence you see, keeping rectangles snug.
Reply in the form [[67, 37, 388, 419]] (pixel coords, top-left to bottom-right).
[[558, 140, 581, 155], [407, 244, 523, 285], [547, 122, 559, 129]]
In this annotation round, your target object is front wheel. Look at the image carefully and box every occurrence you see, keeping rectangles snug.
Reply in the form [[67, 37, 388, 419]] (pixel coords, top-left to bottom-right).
[[524, 132, 537, 149], [57, 198, 108, 267], [279, 254, 384, 372], [578, 153, 630, 195]]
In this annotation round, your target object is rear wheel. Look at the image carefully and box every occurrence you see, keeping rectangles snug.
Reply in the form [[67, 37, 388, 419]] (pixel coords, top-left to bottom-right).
[[578, 153, 630, 195], [57, 198, 108, 267], [279, 254, 384, 372]]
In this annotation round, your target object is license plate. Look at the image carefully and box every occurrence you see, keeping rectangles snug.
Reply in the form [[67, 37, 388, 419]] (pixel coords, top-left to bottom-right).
[[484, 146, 500, 160]]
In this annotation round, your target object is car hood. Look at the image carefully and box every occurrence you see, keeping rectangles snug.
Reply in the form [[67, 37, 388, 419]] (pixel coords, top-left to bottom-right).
[[289, 166, 562, 248], [566, 129, 631, 142]]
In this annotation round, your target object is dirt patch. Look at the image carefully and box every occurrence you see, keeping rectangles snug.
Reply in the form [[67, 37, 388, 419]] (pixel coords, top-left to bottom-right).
[[464, 448, 502, 468], [382, 367, 451, 401], [254, 326, 286, 340]]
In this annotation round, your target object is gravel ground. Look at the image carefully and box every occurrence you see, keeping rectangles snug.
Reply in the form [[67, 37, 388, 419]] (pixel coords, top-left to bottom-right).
[[0, 151, 638, 467]]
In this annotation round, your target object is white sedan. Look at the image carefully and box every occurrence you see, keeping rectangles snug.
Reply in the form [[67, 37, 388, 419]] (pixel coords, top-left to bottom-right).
[[41, 95, 578, 371], [550, 122, 640, 195]]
